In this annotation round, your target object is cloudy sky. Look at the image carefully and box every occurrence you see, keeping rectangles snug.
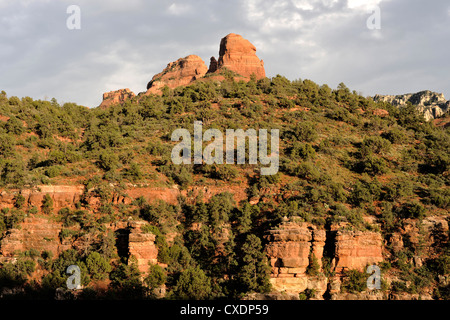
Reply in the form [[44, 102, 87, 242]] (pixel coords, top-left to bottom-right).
[[1, 0, 449, 107]]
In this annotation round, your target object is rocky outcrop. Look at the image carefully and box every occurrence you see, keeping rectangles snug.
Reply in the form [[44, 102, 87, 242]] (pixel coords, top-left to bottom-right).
[[374, 90, 450, 121], [99, 88, 135, 109], [264, 219, 328, 297], [128, 221, 158, 273], [0, 185, 84, 213], [0, 217, 68, 258], [99, 34, 266, 101], [208, 33, 266, 80], [333, 228, 384, 273], [146, 55, 208, 94], [264, 218, 384, 297], [207, 57, 218, 74]]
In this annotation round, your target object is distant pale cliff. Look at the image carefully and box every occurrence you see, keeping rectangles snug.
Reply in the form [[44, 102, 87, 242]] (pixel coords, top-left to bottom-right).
[[374, 90, 450, 121]]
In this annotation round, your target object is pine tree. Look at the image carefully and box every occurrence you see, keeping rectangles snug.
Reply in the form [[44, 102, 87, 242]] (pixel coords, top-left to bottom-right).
[[237, 234, 271, 293], [172, 266, 212, 299]]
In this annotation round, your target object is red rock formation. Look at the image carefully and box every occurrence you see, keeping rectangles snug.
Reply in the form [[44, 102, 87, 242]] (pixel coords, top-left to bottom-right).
[[265, 220, 313, 273], [333, 229, 384, 273], [146, 55, 208, 94], [99, 88, 135, 109], [264, 219, 327, 296], [127, 221, 158, 273], [207, 57, 218, 74], [116, 187, 180, 206], [208, 33, 266, 80], [0, 185, 85, 213], [0, 217, 69, 258], [264, 218, 385, 295]]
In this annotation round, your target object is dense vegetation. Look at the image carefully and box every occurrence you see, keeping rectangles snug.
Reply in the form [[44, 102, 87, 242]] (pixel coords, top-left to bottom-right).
[[0, 74, 448, 299]]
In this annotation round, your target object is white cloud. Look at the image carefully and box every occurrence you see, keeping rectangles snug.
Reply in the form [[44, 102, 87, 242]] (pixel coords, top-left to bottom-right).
[[347, 0, 383, 10], [167, 2, 192, 15]]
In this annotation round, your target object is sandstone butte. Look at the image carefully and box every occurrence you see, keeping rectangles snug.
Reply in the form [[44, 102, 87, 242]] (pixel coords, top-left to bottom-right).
[[207, 33, 265, 80], [98, 33, 266, 105]]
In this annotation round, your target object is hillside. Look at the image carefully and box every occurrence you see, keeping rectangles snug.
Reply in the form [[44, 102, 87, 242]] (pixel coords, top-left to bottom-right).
[[0, 34, 449, 300]]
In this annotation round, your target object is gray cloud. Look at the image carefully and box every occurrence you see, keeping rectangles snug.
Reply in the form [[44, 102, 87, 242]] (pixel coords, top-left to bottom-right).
[[0, 0, 448, 107]]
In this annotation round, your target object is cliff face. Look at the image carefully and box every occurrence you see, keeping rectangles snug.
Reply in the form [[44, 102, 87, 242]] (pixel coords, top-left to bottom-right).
[[0, 217, 68, 259], [264, 220, 328, 297], [333, 228, 384, 273], [374, 90, 450, 121], [264, 218, 384, 298], [0, 184, 448, 299], [0, 185, 84, 212]]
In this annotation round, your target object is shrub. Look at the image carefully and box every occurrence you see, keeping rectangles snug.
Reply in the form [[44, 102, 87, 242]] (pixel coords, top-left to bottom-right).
[[292, 121, 318, 142], [326, 107, 351, 122], [125, 162, 143, 181], [13, 193, 26, 209], [354, 154, 387, 176], [289, 142, 316, 160], [383, 178, 414, 201], [5, 116, 25, 135], [397, 202, 426, 220], [361, 136, 391, 156], [298, 288, 316, 300], [45, 165, 62, 178], [198, 164, 238, 181], [305, 253, 320, 276], [147, 140, 170, 157], [427, 188, 450, 209], [382, 127, 407, 144], [341, 269, 367, 293], [295, 161, 321, 181], [42, 194, 53, 214], [98, 152, 119, 171], [158, 162, 193, 188]]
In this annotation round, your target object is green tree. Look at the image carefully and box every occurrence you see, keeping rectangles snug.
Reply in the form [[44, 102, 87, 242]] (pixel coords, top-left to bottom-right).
[[237, 234, 271, 293], [109, 260, 146, 299], [361, 136, 392, 156], [306, 253, 320, 276], [172, 266, 212, 299], [144, 264, 166, 291], [86, 252, 112, 280]]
